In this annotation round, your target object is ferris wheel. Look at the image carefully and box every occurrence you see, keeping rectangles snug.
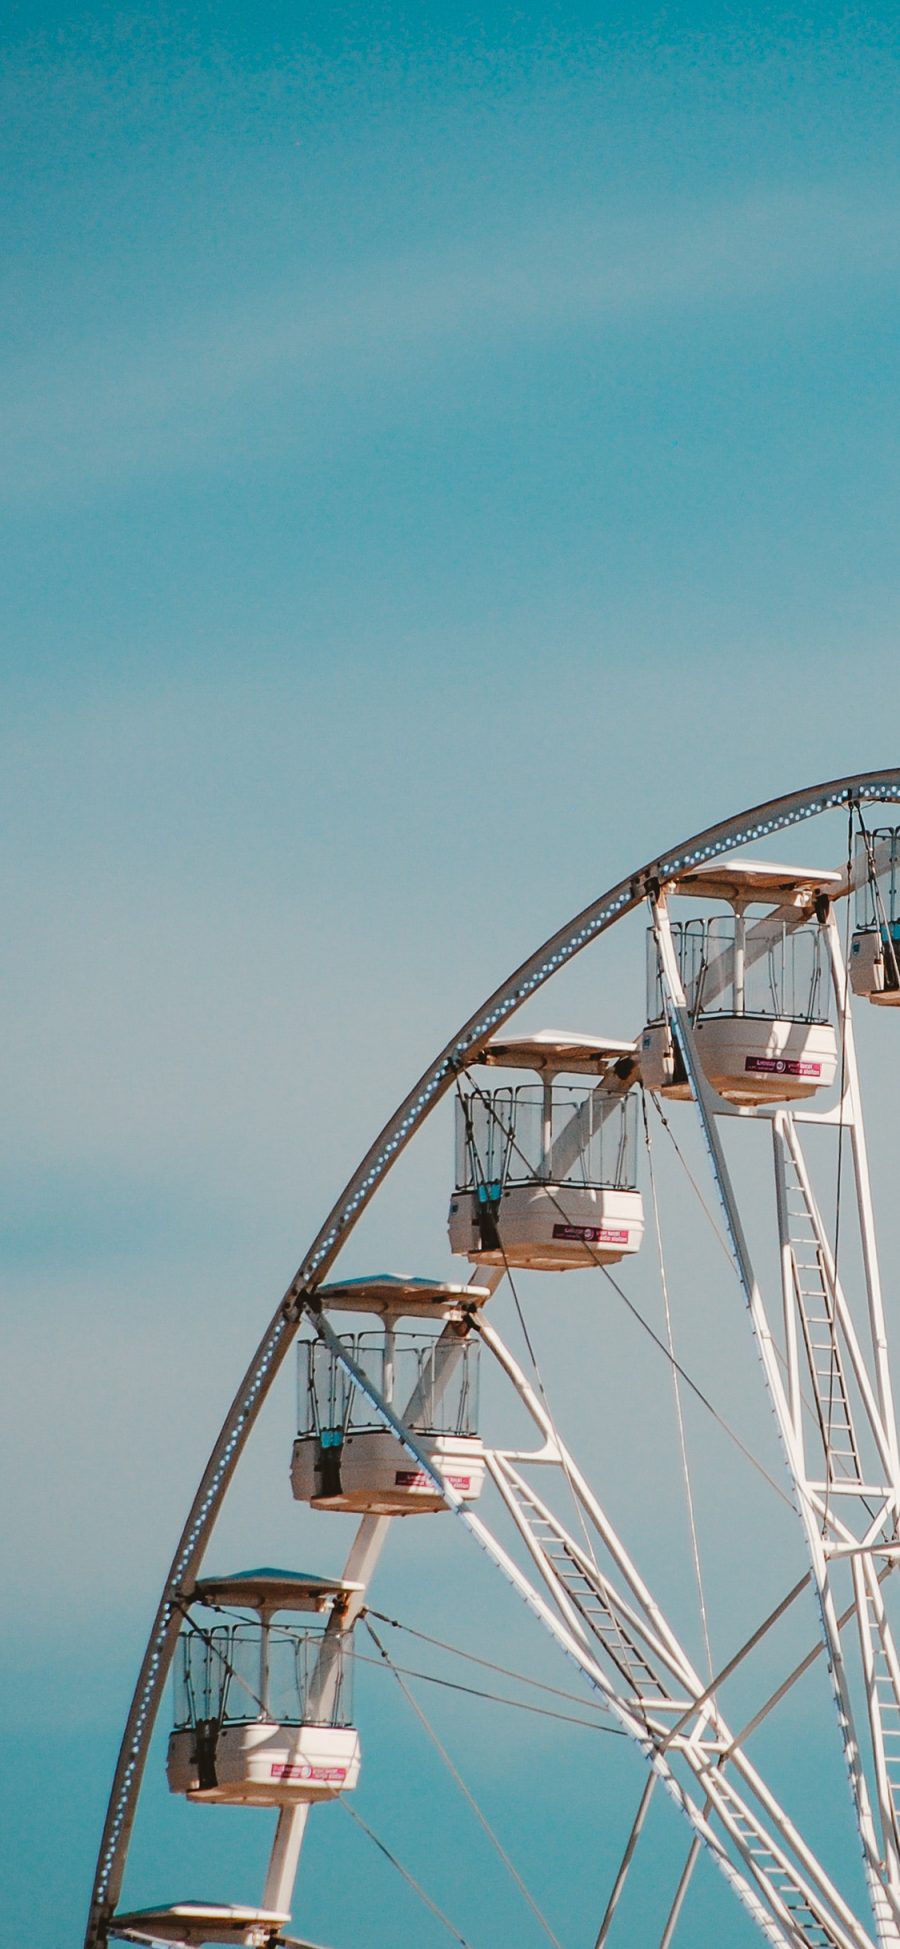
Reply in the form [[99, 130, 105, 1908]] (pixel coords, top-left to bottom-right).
[[85, 769, 900, 1949]]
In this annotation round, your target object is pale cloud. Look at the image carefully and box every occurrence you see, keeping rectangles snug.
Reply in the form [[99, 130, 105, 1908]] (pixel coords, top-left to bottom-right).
[[3, 183, 896, 504]]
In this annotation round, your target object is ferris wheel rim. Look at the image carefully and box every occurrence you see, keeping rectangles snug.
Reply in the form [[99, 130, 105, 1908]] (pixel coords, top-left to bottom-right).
[[85, 765, 900, 1949]]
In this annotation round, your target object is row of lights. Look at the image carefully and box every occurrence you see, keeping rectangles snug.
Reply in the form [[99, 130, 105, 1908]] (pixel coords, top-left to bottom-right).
[[94, 1313, 293, 1910], [91, 773, 900, 1933]]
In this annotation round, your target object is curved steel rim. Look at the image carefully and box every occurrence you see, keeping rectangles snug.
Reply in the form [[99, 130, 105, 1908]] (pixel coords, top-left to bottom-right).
[[86, 766, 900, 1945]]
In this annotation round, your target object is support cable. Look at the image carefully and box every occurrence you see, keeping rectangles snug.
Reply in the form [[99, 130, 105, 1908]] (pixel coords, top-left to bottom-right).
[[593, 1774, 657, 1948], [364, 1619, 566, 1949], [660, 1830, 704, 1949], [348, 1646, 626, 1734], [823, 808, 856, 1536], [366, 1609, 623, 1710], [339, 1801, 478, 1948], [652, 1076, 823, 1436], [197, 1604, 624, 1734], [456, 1074, 792, 1510], [642, 1088, 715, 1685], [455, 1085, 539, 1373], [454, 1078, 603, 1575], [648, 1093, 735, 1266], [599, 1260, 793, 1510], [171, 1598, 268, 1720], [831, 805, 856, 1298]]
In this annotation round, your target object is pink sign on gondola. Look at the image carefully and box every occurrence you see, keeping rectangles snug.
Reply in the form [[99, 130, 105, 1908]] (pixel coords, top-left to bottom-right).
[[745, 1057, 822, 1078], [395, 1469, 473, 1490], [271, 1762, 348, 1783], [552, 1223, 629, 1244]]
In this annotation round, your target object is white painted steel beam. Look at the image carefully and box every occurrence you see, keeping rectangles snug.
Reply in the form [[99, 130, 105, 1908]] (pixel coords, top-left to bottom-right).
[[651, 888, 900, 1945], [86, 771, 900, 1949]]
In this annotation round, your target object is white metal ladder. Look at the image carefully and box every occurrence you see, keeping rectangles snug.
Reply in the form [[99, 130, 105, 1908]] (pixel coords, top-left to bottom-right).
[[780, 1143, 862, 1483], [490, 1455, 672, 1702], [487, 1450, 870, 1949]]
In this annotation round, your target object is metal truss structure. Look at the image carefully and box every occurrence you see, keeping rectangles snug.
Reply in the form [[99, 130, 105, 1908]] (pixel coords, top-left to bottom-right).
[[85, 770, 900, 1949]]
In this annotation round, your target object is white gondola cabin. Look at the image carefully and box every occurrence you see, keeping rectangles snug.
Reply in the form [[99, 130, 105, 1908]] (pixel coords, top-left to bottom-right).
[[641, 861, 841, 1104], [448, 1030, 644, 1270], [166, 1570, 361, 1807], [850, 828, 900, 1005], [292, 1287, 485, 1513]]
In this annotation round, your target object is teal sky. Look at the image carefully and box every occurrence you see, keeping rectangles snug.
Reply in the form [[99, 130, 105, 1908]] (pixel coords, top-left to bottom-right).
[[3, 4, 899, 1945]]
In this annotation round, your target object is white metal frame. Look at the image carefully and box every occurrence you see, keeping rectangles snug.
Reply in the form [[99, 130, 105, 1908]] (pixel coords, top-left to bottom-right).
[[85, 770, 900, 1949], [648, 884, 900, 1944]]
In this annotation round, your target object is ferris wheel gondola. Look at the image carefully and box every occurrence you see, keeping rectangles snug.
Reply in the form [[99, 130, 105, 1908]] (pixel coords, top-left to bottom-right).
[[84, 771, 900, 1949]]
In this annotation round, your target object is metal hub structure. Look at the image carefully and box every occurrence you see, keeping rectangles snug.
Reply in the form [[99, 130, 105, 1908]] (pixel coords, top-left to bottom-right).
[[86, 770, 900, 1949]]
